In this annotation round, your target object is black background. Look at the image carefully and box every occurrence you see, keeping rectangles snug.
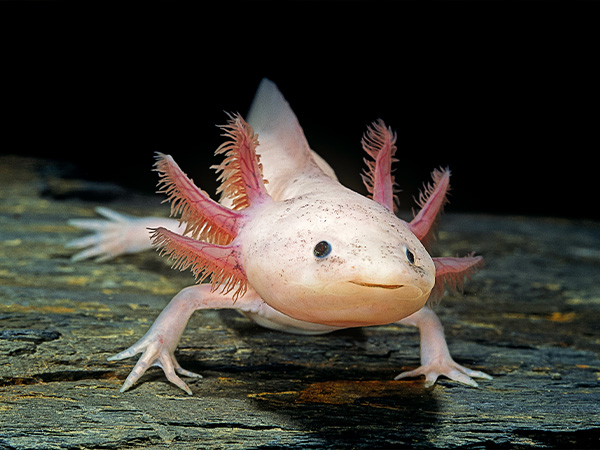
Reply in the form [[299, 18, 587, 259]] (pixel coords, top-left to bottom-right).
[[2, 1, 599, 220]]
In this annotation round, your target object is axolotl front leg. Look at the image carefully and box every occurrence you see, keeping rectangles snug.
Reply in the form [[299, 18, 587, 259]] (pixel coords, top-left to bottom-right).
[[395, 306, 492, 387], [108, 284, 266, 395], [363, 122, 491, 387], [107, 120, 272, 394]]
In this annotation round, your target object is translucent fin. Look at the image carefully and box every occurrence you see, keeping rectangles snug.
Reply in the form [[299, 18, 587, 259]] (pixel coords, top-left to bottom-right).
[[360, 120, 399, 212], [428, 255, 484, 304], [212, 113, 270, 209], [151, 227, 247, 300], [409, 167, 451, 250], [247, 79, 309, 150], [154, 153, 242, 245], [246, 79, 321, 179]]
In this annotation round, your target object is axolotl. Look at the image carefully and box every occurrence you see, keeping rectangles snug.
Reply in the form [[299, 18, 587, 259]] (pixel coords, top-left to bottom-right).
[[68, 79, 491, 394]]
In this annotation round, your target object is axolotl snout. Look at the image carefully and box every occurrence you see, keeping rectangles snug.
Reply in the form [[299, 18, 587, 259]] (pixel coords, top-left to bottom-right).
[[68, 79, 491, 394]]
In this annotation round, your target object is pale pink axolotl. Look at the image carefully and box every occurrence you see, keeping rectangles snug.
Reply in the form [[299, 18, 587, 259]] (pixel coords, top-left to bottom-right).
[[68, 79, 491, 394]]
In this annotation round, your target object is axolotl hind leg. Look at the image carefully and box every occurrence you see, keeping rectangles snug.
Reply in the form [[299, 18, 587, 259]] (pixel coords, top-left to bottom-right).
[[67, 207, 184, 262]]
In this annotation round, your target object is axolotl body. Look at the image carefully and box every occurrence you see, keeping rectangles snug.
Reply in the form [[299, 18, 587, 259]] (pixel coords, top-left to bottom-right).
[[68, 79, 491, 394]]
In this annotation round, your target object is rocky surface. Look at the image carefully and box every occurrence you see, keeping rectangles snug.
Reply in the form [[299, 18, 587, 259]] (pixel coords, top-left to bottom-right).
[[1, 155, 599, 449]]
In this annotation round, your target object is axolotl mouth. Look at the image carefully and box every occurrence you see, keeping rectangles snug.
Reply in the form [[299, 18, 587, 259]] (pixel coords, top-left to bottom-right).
[[348, 281, 405, 289], [292, 280, 429, 327]]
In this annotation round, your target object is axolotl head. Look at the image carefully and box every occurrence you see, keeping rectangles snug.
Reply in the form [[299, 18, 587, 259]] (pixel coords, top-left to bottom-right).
[[241, 190, 436, 328]]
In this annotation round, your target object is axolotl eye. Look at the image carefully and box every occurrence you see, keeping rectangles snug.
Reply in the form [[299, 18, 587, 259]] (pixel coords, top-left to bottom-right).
[[313, 241, 332, 259], [405, 246, 415, 265]]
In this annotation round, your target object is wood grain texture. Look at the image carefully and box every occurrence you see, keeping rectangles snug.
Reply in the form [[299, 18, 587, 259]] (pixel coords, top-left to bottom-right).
[[1, 156, 599, 449]]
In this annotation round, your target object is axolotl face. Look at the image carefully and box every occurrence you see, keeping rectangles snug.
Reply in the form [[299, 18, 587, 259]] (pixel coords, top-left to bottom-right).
[[241, 191, 436, 328]]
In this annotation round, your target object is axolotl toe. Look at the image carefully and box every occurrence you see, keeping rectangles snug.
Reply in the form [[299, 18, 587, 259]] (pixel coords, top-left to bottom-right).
[[68, 79, 491, 394]]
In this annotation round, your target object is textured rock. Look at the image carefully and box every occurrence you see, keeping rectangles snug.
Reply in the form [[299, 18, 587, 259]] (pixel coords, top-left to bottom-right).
[[1, 155, 599, 449]]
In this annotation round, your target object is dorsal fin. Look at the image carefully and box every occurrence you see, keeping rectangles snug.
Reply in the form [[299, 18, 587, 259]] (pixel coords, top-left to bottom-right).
[[151, 227, 247, 300], [212, 114, 270, 209], [360, 120, 399, 212], [154, 153, 242, 245], [245, 79, 323, 187], [247, 79, 306, 143], [409, 167, 451, 250]]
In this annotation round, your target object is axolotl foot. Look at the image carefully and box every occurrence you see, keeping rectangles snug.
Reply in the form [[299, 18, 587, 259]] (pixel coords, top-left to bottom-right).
[[67, 207, 182, 262], [394, 358, 493, 388], [108, 335, 202, 395], [396, 306, 493, 388], [106, 295, 204, 396], [106, 285, 262, 395]]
